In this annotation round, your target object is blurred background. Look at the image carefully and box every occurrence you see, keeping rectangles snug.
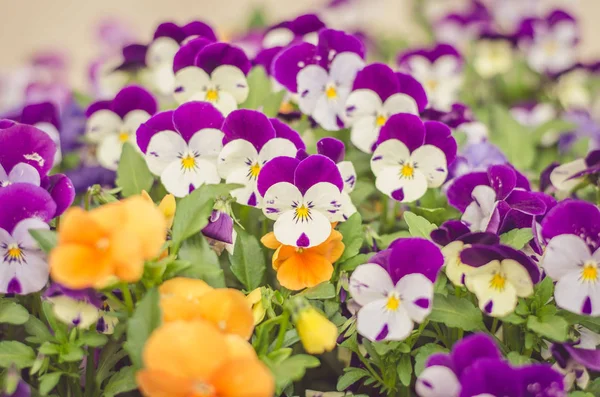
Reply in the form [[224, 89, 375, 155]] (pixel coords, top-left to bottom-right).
[[0, 0, 599, 90]]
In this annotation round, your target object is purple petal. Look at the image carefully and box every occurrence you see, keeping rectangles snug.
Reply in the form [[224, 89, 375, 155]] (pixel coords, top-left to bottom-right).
[[64, 166, 115, 194], [541, 200, 600, 247], [41, 174, 75, 217], [257, 156, 300, 197], [270, 118, 305, 150], [447, 172, 489, 212], [85, 100, 112, 118], [496, 244, 540, 283], [424, 121, 457, 165], [460, 244, 504, 268], [195, 42, 251, 75], [563, 344, 600, 371], [272, 42, 317, 93], [375, 113, 425, 152], [153, 22, 186, 42], [387, 238, 443, 283], [2, 379, 30, 397], [115, 44, 148, 71], [430, 220, 471, 246], [516, 364, 566, 396], [458, 359, 521, 397], [290, 13, 326, 36], [111, 85, 157, 119], [253, 47, 283, 75], [425, 353, 453, 369], [488, 165, 516, 200], [0, 122, 56, 176], [459, 232, 499, 246], [396, 72, 428, 112], [0, 184, 56, 232], [352, 63, 399, 102], [294, 154, 343, 195], [585, 149, 600, 167], [20, 102, 60, 129], [173, 37, 212, 73], [397, 43, 462, 69], [173, 101, 224, 143], [316, 29, 365, 68], [0, 120, 16, 129], [136, 110, 176, 153], [222, 109, 275, 151], [505, 190, 547, 216], [451, 333, 502, 377], [181, 20, 217, 42], [316, 137, 345, 163], [201, 210, 233, 244], [44, 283, 103, 307]]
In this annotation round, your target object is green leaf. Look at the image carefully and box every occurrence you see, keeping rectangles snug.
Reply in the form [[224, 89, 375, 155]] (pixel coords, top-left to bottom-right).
[[412, 206, 460, 226], [116, 142, 154, 197], [96, 342, 128, 386], [265, 354, 320, 393], [240, 66, 272, 110], [499, 228, 533, 250], [124, 288, 161, 368], [24, 316, 53, 342], [263, 90, 286, 117], [337, 213, 364, 262], [178, 234, 225, 287], [414, 344, 448, 375], [397, 355, 412, 387], [527, 315, 568, 342], [0, 341, 35, 368], [559, 310, 600, 334], [77, 332, 108, 348], [229, 227, 266, 291], [429, 293, 485, 331], [298, 282, 335, 300], [500, 312, 526, 325], [171, 184, 239, 251], [0, 301, 29, 325], [336, 367, 369, 391], [533, 277, 554, 307], [60, 344, 84, 362], [506, 351, 532, 366], [339, 253, 374, 272], [377, 231, 411, 249], [39, 372, 61, 396], [488, 104, 535, 170], [29, 229, 58, 253], [403, 211, 436, 239], [349, 180, 376, 206], [103, 366, 137, 397]]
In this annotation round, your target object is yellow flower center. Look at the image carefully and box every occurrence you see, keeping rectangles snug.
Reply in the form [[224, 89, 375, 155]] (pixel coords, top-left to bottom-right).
[[425, 79, 438, 92], [249, 163, 261, 179], [193, 382, 216, 397], [6, 245, 23, 262], [489, 272, 507, 291], [581, 261, 598, 283], [400, 163, 415, 178], [181, 155, 196, 170], [294, 205, 311, 222], [118, 131, 129, 143], [205, 89, 219, 102], [386, 294, 401, 311], [543, 40, 558, 56], [376, 114, 387, 127], [325, 85, 337, 99], [96, 238, 110, 252]]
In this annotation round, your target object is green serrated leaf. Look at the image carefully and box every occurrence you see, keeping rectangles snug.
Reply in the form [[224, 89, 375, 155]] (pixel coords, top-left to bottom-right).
[[403, 211, 436, 239], [124, 288, 161, 368], [0, 301, 29, 325], [77, 332, 108, 348], [39, 372, 61, 396], [263, 90, 286, 117], [506, 351, 532, 366], [29, 229, 58, 253], [229, 227, 266, 291], [96, 342, 128, 386], [336, 367, 369, 391], [0, 341, 35, 368], [414, 344, 449, 375], [428, 293, 485, 331], [178, 234, 225, 287], [60, 344, 84, 362], [500, 312, 526, 325], [298, 282, 335, 300], [527, 315, 568, 342], [337, 213, 364, 262], [265, 354, 320, 393], [397, 355, 412, 387], [339, 253, 374, 272], [488, 104, 535, 170], [533, 277, 554, 307], [24, 316, 53, 342], [499, 228, 533, 249], [378, 231, 411, 249], [103, 366, 137, 397], [116, 142, 154, 197]]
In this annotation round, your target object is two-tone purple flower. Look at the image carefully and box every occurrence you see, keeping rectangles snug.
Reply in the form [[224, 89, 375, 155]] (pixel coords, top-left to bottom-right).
[[434, 1, 491, 51], [12, 102, 62, 165], [550, 149, 600, 193], [261, 13, 325, 50], [218, 110, 304, 207], [257, 154, 344, 248], [272, 28, 365, 131], [370, 114, 457, 203], [344, 63, 428, 153], [349, 238, 443, 342], [137, 101, 224, 198], [397, 44, 463, 111], [540, 200, 600, 316], [85, 85, 157, 170], [44, 283, 104, 329], [172, 39, 251, 115]]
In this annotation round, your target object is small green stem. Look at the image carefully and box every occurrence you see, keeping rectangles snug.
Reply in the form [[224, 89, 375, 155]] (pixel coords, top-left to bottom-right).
[[120, 284, 134, 314], [84, 347, 95, 397], [274, 311, 290, 350], [380, 195, 389, 234], [356, 350, 386, 387], [490, 318, 500, 335]]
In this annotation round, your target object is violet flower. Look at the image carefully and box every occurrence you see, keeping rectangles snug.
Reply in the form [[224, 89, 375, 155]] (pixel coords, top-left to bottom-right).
[[551, 341, 600, 390], [44, 283, 104, 329], [434, 1, 492, 51], [11, 101, 62, 165], [550, 149, 600, 193]]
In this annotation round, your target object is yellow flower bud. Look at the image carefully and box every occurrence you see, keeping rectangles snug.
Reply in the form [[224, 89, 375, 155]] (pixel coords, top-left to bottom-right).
[[247, 288, 266, 325], [141, 190, 176, 229], [295, 306, 337, 355]]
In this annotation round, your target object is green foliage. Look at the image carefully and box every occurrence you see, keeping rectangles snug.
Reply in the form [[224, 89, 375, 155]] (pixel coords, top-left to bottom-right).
[[230, 227, 267, 291], [526, 314, 569, 342], [29, 229, 58, 253], [263, 354, 320, 394], [0, 341, 36, 368], [403, 211, 436, 239], [499, 228, 533, 250], [337, 213, 364, 262], [337, 367, 369, 391], [124, 288, 161, 368], [103, 366, 137, 397], [0, 301, 29, 325], [178, 234, 226, 287], [413, 344, 448, 375], [39, 372, 61, 396], [429, 293, 485, 331], [486, 104, 536, 170], [116, 142, 154, 197], [241, 66, 285, 117], [298, 282, 336, 300]]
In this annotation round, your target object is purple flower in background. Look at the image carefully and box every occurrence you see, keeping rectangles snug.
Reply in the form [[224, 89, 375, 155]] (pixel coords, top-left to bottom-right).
[[550, 149, 600, 193], [262, 13, 325, 50], [349, 238, 443, 341], [257, 154, 344, 248], [272, 28, 365, 130], [85, 85, 157, 170], [173, 39, 251, 115], [551, 341, 600, 390], [460, 243, 540, 316], [11, 102, 62, 165], [483, 0, 541, 33], [450, 141, 507, 179], [344, 63, 428, 153], [558, 109, 600, 154], [44, 283, 103, 328], [0, 377, 30, 397], [434, 1, 492, 51], [137, 101, 224, 197], [416, 333, 502, 397], [421, 103, 473, 129], [540, 200, 600, 316], [217, 110, 304, 207], [397, 44, 463, 111], [511, 102, 558, 146], [517, 10, 578, 75], [370, 114, 457, 203], [0, 184, 55, 294]]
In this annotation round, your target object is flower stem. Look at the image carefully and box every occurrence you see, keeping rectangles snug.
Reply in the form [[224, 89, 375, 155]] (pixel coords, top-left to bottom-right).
[[274, 311, 290, 350], [120, 284, 134, 315], [84, 347, 96, 397], [490, 318, 500, 335]]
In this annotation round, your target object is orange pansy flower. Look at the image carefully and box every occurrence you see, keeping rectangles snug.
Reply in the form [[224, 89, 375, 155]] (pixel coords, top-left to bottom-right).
[[261, 230, 344, 290], [50, 196, 167, 289], [137, 320, 274, 397]]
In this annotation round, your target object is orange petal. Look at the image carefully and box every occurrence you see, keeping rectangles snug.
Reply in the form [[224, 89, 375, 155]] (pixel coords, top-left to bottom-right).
[[57, 208, 105, 245], [136, 369, 194, 397], [196, 289, 255, 340], [225, 334, 258, 361], [142, 320, 227, 380], [110, 229, 144, 283], [310, 230, 344, 262], [272, 245, 296, 270], [49, 244, 113, 289], [159, 277, 213, 299], [160, 296, 202, 323], [122, 196, 167, 259], [211, 358, 275, 397], [88, 201, 127, 233], [260, 232, 281, 250], [276, 252, 334, 290]]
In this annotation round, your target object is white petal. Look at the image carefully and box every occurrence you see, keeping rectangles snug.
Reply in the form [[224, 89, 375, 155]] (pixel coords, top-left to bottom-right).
[[410, 144, 448, 188], [345, 89, 382, 121], [188, 128, 224, 159], [550, 159, 587, 192], [329, 52, 365, 89], [8, 163, 40, 186], [337, 161, 356, 193], [151, 64, 177, 96], [339, 191, 357, 220], [465, 261, 518, 317], [0, 164, 8, 180], [313, 94, 342, 131], [442, 241, 472, 286], [262, 182, 303, 220], [273, 208, 332, 247], [50, 296, 100, 329], [190, 91, 238, 116], [13, 252, 49, 294], [462, 199, 495, 233], [370, 139, 410, 176], [211, 65, 249, 104], [97, 134, 124, 171], [555, 272, 598, 316], [35, 122, 62, 165], [228, 177, 260, 207], [160, 158, 220, 198], [122, 110, 152, 146], [257, 138, 298, 164], [502, 259, 534, 298], [350, 116, 379, 154], [384, 305, 414, 341], [218, 139, 259, 179], [349, 263, 394, 306], [433, 55, 460, 78], [375, 167, 428, 202], [471, 185, 497, 215], [356, 299, 389, 341], [383, 93, 419, 115], [13, 218, 49, 250], [407, 56, 433, 80], [145, 130, 188, 176], [395, 273, 434, 323], [541, 234, 591, 280], [416, 366, 460, 397], [262, 28, 294, 48], [304, 182, 344, 222], [86, 110, 122, 144], [146, 36, 180, 68], [554, 21, 578, 44], [297, 65, 328, 115], [173, 67, 211, 104]]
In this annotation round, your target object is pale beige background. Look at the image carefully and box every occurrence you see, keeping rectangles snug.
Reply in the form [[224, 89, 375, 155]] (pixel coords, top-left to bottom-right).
[[1, 0, 599, 90]]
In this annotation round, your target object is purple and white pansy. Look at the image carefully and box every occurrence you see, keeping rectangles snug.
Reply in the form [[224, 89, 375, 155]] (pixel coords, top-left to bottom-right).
[[172, 39, 251, 116], [549, 149, 600, 193], [261, 13, 325, 50], [550, 339, 600, 390], [44, 283, 104, 329], [370, 113, 457, 203], [397, 44, 463, 112], [137, 101, 224, 198], [217, 109, 304, 207], [85, 85, 157, 170], [13, 101, 62, 165], [344, 63, 428, 153], [257, 154, 344, 248], [433, 1, 491, 52], [145, 21, 217, 96], [349, 238, 443, 342], [540, 200, 600, 316], [460, 243, 540, 317], [272, 28, 365, 131]]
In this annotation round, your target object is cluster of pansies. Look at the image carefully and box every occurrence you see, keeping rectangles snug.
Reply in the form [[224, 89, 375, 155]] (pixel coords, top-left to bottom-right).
[[1, 0, 600, 396]]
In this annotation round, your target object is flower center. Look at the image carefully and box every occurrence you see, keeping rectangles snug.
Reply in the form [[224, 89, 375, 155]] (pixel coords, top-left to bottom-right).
[[386, 293, 401, 311], [376, 114, 387, 127], [0, 180, 10, 188], [248, 163, 261, 179], [489, 272, 507, 291], [96, 238, 110, 252], [4, 244, 24, 263], [193, 381, 216, 397], [205, 88, 219, 102], [118, 131, 129, 143], [425, 79, 438, 92], [581, 260, 598, 283], [325, 84, 337, 99], [543, 40, 558, 56], [399, 163, 415, 178], [294, 204, 311, 223], [181, 155, 197, 170]]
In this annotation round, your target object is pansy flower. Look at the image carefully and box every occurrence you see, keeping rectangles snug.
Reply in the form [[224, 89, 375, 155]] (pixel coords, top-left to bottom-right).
[[511, 102, 558, 146], [421, 102, 473, 129], [0, 121, 74, 217], [370, 113, 457, 203], [472, 37, 515, 79], [540, 200, 600, 316], [450, 140, 507, 179], [431, 220, 499, 286], [257, 154, 344, 248], [145, 21, 217, 96], [44, 283, 103, 329], [85, 85, 157, 170], [551, 341, 600, 390], [349, 238, 443, 341], [433, 2, 491, 52], [272, 28, 365, 131], [516, 10, 578, 75], [344, 63, 428, 153], [460, 243, 540, 316], [218, 110, 304, 207], [137, 101, 224, 198], [172, 39, 251, 115], [89, 42, 146, 99], [0, 184, 55, 294], [550, 149, 600, 193], [397, 44, 463, 111], [261, 13, 325, 50], [11, 102, 62, 165]]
